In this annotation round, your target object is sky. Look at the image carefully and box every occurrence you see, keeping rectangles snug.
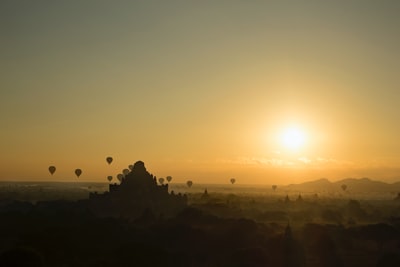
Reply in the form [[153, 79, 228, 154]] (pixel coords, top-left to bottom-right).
[[1, 0, 400, 184]]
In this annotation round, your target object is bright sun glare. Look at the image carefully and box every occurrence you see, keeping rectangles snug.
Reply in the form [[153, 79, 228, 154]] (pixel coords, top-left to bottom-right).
[[281, 127, 306, 151]]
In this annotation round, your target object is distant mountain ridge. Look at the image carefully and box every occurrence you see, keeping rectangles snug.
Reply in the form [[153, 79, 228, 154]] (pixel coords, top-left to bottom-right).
[[284, 177, 400, 193]]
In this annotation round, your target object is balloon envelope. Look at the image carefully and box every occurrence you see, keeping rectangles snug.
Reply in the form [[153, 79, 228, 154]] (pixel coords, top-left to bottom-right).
[[166, 176, 172, 182], [186, 180, 193, 188], [230, 178, 236, 184], [106, 157, 113, 164], [48, 166, 56, 175], [158, 177, 165, 185], [122, 169, 130, 176], [128, 165, 133, 170], [75, 169, 82, 178], [117, 174, 124, 182], [107, 176, 113, 182]]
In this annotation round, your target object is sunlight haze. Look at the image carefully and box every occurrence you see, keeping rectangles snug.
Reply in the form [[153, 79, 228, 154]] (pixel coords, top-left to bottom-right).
[[1, 1, 400, 184]]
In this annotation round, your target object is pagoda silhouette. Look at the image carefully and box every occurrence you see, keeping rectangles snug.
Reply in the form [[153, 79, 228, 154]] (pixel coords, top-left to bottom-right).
[[88, 161, 187, 219]]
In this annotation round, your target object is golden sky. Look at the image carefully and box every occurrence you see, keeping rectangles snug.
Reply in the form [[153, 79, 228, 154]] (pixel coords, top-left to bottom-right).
[[1, 1, 400, 184]]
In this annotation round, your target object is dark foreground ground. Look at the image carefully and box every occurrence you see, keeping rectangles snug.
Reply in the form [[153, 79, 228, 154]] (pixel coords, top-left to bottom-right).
[[0, 183, 400, 267]]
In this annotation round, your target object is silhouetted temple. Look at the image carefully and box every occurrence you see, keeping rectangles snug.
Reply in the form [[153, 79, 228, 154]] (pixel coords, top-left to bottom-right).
[[88, 161, 187, 219]]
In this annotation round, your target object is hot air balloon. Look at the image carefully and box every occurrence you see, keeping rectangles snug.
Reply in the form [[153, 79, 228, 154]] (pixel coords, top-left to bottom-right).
[[75, 169, 82, 178], [186, 180, 193, 188], [107, 176, 113, 182], [230, 178, 236, 185], [341, 184, 347, 191], [122, 169, 130, 176], [158, 177, 165, 185], [48, 166, 56, 175], [106, 157, 113, 165], [166, 176, 172, 183], [128, 165, 133, 170], [272, 185, 277, 191], [117, 173, 124, 182]]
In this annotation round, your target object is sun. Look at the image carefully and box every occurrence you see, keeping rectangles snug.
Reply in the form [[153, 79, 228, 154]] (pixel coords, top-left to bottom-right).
[[281, 127, 306, 151]]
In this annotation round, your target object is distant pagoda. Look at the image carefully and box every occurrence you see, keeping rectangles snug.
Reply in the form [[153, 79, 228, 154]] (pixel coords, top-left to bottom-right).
[[89, 161, 187, 219]]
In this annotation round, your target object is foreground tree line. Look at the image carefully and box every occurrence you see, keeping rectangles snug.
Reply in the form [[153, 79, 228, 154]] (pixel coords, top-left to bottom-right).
[[0, 194, 400, 267]]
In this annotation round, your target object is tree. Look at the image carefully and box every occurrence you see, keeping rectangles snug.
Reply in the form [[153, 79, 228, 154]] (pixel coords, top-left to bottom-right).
[[341, 184, 347, 192]]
